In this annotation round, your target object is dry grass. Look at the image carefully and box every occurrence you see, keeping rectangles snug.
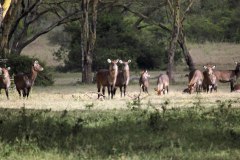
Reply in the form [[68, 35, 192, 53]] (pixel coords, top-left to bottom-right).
[[0, 72, 239, 111], [188, 42, 240, 69], [16, 41, 240, 111]]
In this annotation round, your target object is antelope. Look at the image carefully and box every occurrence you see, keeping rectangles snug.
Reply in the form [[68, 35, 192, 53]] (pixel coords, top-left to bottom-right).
[[154, 74, 169, 95], [96, 59, 119, 99], [14, 60, 44, 98], [0, 67, 11, 99], [139, 70, 150, 93], [203, 65, 217, 93], [113, 60, 131, 97], [213, 62, 240, 92], [187, 69, 203, 94]]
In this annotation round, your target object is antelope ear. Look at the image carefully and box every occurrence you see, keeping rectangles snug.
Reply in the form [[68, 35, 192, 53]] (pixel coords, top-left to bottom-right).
[[107, 59, 111, 63], [128, 60, 131, 63], [34, 60, 39, 64], [212, 65, 216, 69], [116, 59, 119, 63], [203, 66, 207, 69], [119, 60, 123, 64], [235, 62, 238, 65], [7, 67, 11, 70]]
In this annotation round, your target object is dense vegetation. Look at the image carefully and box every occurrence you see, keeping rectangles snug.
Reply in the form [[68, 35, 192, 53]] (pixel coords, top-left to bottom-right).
[[53, 10, 169, 72], [51, 0, 240, 72], [185, 0, 240, 42], [0, 99, 240, 159]]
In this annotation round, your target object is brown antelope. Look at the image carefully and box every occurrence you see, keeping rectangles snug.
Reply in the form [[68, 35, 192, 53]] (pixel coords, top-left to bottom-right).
[[139, 70, 150, 93], [188, 69, 203, 94], [0, 67, 11, 99], [113, 60, 131, 97], [213, 62, 240, 92], [233, 84, 240, 92], [14, 60, 44, 98], [96, 59, 119, 99], [203, 65, 217, 93], [154, 74, 169, 95]]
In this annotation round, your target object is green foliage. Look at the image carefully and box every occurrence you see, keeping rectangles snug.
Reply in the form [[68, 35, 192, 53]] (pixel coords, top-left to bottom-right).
[[1, 99, 240, 159], [186, 0, 240, 42], [53, 10, 168, 72], [7, 55, 54, 86]]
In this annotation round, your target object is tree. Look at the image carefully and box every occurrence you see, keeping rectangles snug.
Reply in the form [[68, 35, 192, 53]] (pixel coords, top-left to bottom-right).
[[115, 0, 195, 81], [0, 0, 82, 58], [166, 0, 180, 82], [81, 0, 99, 83]]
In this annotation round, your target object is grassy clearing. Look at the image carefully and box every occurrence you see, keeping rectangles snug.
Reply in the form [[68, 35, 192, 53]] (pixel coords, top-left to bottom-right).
[[3, 41, 240, 159], [0, 72, 239, 159], [0, 99, 240, 160]]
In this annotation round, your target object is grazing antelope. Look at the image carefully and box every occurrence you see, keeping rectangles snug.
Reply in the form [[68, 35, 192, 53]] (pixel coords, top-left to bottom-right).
[[0, 67, 11, 99], [14, 60, 44, 98], [203, 65, 217, 93], [187, 69, 203, 94], [213, 62, 240, 92], [154, 74, 169, 95], [139, 70, 150, 93], [96, 59, 119, 99], [114, 60, 131, 97]]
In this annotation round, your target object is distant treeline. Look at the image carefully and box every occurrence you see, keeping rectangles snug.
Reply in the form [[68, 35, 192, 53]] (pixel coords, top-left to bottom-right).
[[50, 0, 240, 71]]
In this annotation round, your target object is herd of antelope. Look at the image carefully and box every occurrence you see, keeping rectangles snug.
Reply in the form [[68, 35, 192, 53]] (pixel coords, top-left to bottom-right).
[[96, 59, 240, 99], [0, 59, 239, 100], [0, 60, 44, 99]]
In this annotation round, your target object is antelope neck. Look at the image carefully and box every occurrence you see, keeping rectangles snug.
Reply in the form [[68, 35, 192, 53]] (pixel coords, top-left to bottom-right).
[[30, 67, 39, 82]]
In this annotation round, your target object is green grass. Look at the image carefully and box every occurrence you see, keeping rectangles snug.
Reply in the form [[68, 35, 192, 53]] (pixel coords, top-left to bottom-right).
[[0, 99, 240, 159]]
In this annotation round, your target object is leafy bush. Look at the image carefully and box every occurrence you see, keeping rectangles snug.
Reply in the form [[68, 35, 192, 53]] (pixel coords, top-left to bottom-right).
[[53, 10, 170, 72], [6, 55, 54, 86]]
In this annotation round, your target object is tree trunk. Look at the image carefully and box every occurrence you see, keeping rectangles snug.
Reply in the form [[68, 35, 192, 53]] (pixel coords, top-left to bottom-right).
[[81, 0, 98, 83], [167, 0, 180, 83], [0, 0, 21, 58], [178, 27, 195, 71]]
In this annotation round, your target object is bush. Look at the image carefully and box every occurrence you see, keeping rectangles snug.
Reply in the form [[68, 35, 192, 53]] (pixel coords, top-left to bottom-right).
[[6, 55, 54, 86]]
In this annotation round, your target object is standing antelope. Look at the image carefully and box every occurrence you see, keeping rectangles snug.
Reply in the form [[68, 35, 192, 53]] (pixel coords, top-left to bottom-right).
[[114, 60, 131, 97], [96, 59, 119, 99], [213, 62, 240, 92], [139, 70, 150, 93], [187, 69, 203, 94], [203, 65, 217, 93], [0, 67, 11, 99], [154, 74, 169, 95], [14, 60, 44, 98]]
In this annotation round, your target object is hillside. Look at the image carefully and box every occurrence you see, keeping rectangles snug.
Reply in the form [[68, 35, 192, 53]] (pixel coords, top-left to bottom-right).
[[22, 35, 61, 67], [22, 36, 240, 70]]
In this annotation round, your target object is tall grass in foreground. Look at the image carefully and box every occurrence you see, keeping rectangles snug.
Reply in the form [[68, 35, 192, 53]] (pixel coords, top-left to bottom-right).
[[0, 98, 240, 159]]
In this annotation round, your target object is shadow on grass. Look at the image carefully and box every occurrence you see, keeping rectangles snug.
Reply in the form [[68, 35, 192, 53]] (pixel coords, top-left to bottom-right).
[[0, 106, 240, 158]]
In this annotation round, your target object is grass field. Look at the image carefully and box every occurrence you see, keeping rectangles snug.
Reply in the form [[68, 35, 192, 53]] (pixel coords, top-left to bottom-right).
[[1, 41, 240, 159], [0, 72, 239, 111]]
